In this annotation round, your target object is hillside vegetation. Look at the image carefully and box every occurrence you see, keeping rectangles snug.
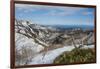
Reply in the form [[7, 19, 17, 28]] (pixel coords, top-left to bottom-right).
[[54, 48, 95, 64]]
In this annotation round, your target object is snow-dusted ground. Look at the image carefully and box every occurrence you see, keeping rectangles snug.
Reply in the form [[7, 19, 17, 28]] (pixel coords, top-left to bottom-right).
[[28, 45, 94, 65], [15, 19, 95, 66]]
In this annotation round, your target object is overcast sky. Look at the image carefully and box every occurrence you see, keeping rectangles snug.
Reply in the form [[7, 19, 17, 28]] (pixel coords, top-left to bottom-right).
[[15, 3, 95, 26]]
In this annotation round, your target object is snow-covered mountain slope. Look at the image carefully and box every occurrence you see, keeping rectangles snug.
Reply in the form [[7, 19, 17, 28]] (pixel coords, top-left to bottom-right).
[[15, 19, 95, 66], [15, 19, 63, 65], [15, 33, 44, 53], [15, 19, 60, 45]]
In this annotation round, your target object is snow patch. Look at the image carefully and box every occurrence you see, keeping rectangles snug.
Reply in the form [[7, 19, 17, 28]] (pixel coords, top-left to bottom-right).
[[28, 45, 94, 65]]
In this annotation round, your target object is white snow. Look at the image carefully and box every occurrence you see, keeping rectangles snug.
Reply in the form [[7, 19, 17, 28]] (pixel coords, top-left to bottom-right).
[[28, 45, 94, 65], [35, 38, 49, 47], [15, 33, 44, 52], [15, 19, 95, 65]]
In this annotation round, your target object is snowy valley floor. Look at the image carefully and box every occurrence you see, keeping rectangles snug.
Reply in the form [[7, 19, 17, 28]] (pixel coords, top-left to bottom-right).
[[28, 45, 94, 65]]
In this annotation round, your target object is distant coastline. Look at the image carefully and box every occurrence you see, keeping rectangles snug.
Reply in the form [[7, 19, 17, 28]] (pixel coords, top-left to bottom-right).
[[45, 25, 94, 31]]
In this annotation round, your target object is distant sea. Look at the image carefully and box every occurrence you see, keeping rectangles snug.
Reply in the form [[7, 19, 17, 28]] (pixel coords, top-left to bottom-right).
[[47, 25, 94, 31]]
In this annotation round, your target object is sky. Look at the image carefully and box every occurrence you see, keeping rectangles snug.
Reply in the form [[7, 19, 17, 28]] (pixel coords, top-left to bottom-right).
[[15, 4, 95, 26]]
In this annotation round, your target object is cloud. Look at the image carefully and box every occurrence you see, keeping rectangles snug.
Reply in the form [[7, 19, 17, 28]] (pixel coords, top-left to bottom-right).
[[15, 4, 37, 13], [82, 11, 94, 15], [45, 8, 81, 16], [15, 4, 57, 12], [15, 3, 85, 16], [44, 7, 85, 16]]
